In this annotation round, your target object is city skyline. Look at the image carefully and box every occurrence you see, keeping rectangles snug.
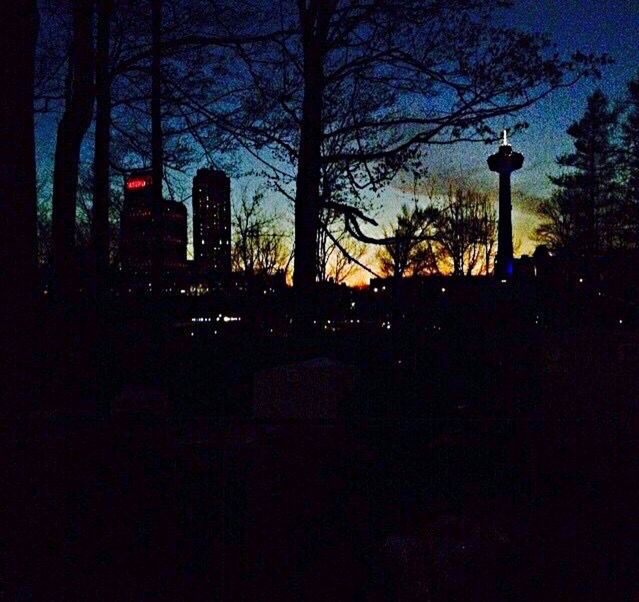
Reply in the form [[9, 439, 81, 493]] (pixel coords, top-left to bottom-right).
[[192, 168, 232, 277], [5, 3, 639, 599], [30, 0, 639, 286]]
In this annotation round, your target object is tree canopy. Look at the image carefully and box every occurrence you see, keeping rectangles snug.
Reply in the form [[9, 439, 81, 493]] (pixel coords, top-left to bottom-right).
[[536, 90, 624, 254]]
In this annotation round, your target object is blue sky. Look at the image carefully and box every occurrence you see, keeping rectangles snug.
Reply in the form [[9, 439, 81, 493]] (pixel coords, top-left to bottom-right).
[[366, 0, 639, 262], [35, 0, 639, 274]]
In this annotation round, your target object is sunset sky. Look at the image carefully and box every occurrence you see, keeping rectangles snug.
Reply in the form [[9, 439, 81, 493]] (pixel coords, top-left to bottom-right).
[[342, 0, 639, 282], [34, 0, 639, 284]]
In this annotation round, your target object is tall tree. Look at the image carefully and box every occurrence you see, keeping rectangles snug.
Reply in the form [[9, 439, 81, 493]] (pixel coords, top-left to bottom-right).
[[93, 0, 112, 300], [621, 72, 639, 247], [151, 0, 164, 295], [36, 0, 247, 278], [105, 0, 252, 200], [478, 193, 498, 276], [435, 184, 496, 276], [546, 89, 622, 255], [0, 0, 39, 407], [92, 0, 112, 414], [219, 0, 605, 292], [232, 190, 290, 278], [51, 0, 95, 298]]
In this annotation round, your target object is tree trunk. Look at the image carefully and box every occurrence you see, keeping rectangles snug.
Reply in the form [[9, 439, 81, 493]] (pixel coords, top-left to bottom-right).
[[93, 0, 111, 414], [148, 0, 166, 385], [293, 9, 324, 296], [151, 0, 163, 297], [52, 0, 95, 300], [0, 1, 39, 409], [93, 0, 111, 302]]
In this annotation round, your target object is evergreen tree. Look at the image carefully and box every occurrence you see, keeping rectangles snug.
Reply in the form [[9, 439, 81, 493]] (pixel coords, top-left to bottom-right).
[[621, 72, 639, 246], [547, 89, 622, 255]]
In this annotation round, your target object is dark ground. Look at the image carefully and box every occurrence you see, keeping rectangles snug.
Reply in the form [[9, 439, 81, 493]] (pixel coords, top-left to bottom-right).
[[3, 283, 639, 600]]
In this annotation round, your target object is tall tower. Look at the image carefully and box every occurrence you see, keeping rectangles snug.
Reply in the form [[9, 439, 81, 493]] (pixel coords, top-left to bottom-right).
[[192, 168, 231, 276], [488, 131, 524, 279]]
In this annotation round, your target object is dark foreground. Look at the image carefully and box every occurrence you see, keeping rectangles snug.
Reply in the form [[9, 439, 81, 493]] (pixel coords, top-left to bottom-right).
[[4, 404, 637, 601], [3, 282, 639, 600]]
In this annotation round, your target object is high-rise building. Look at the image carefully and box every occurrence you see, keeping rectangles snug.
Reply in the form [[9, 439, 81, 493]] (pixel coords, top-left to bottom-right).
[[120, 170, 188, 293], [192, 168, 231, 276]]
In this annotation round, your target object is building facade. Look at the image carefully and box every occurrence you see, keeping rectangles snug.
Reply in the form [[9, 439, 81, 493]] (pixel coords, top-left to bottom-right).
[[192, 168, 231, 277], [120, 171, 188, 293]]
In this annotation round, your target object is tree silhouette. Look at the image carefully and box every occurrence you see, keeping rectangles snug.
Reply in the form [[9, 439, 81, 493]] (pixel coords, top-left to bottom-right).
[[51, 0, 95, 300], [435, 184, 496, 276], [622, 72, 639, 247], [151, 0, 164, 296], [36, 0, 251, 290], [232, 190, 290, 278], [317, 206, 368, 283], [218, 0, 606, 292], [534, 191, 576, 253], [377, 203, 440, 279], [542, 90, 623, 255], [92, 0, 112, 303], [0, 0, 39, 407]]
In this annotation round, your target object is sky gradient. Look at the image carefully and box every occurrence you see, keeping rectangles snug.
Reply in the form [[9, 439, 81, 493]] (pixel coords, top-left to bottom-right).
[[275, 0, 639, 278], [409, 0, 639, 258], [34, 0, 639, 282]]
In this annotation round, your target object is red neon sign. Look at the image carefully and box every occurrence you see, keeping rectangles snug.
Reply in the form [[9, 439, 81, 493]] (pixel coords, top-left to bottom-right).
[[126, 175, 152, 190]]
